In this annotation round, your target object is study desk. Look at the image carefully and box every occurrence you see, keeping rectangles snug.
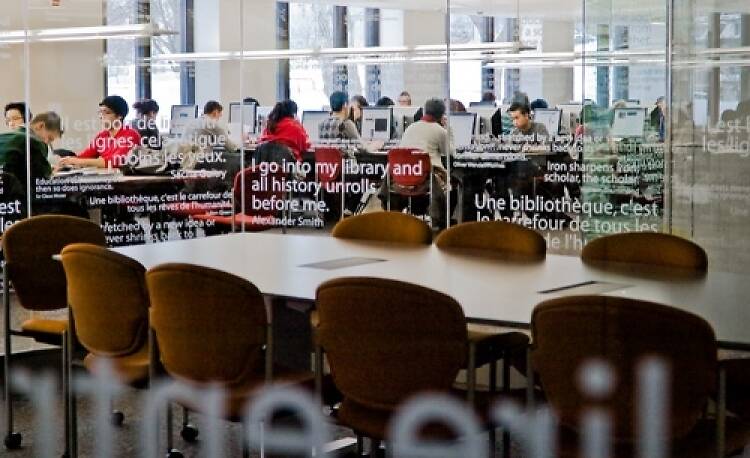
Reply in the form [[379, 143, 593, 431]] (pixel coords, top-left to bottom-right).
[[114, 232, 750, 348]]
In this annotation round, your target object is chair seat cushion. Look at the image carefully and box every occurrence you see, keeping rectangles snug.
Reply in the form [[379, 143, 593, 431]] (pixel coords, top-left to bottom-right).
[[83, 345, 150, 387], [21, 318, 68, 335]]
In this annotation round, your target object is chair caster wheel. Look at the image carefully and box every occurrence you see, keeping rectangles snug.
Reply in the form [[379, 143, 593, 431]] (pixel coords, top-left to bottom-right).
[[4, 432, 22, 449], [167, 448, 184, 458], [111, 411, 125, 426], [180, 424, 199, 442]]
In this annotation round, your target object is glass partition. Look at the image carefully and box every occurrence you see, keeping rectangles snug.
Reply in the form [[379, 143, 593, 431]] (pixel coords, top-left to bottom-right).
[[0, 0, 745, 273]]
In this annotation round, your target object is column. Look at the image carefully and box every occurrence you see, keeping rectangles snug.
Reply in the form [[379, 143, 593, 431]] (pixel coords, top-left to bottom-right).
[[135, 0, 152, 100], [332, 6, 349, 93], [276, 1, 290, 102], [708, 12, 720, 125], [612, 25, 629, 102], [480, 17, 496, 97], [180, 0, 195, 104], [541, 20, 575, 106], [596, 24, 610, 107], [364, 8, 381, 103]]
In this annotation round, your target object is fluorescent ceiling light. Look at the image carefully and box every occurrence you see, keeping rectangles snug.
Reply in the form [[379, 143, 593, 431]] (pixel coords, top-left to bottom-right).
[[0, 24, 175, 44], [150, 41, 530, 63]]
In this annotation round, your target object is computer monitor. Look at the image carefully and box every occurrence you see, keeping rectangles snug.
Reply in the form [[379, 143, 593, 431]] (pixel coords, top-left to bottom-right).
[[392, 106, 420, 138], [169, 105, 198, 136], [557, 104, 583, 134], [533, 109, 562, 136], [449, 113, 477, 149], [361, 107, 392, 141], [228, 102, 257, 130], [302, 110, 331, 143], [611, 108, 646, 138], [467, 106, 499, 135], [255, 106, 273, 134]]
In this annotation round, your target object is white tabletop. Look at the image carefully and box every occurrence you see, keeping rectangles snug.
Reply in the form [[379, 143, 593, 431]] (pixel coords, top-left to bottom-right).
[[114, 232, 750, 348]]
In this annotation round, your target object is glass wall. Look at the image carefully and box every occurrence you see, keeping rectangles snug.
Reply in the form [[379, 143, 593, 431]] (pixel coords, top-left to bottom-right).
[[0, 0, 747, 273]]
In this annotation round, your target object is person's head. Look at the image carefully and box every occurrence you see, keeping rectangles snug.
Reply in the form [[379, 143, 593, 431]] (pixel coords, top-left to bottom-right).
[[720, 109, 737, 124], [612, 99, 628, 110], [481, 92, 496, 103], [203, 100, 223, 119], [99, 95, 129, 129], [30, 112, 63, 144], [449, 99, 466, 113], [267, 99, 298, 133], [376, 96, 395, 107], [424, 98, 446, 121], [656, 96, 666, 111], [133, 99, 159, 120], [509, 102, 532, 131], [4, 102, 30, 129], [398, 91, 412, 107], [530, 99, 549, 112], [350, 95, 368, 121], [329, 91, 350, 116]]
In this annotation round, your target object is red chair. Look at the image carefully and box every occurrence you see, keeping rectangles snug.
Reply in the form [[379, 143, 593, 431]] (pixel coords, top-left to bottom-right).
[[386, 148, 432, 220], [192, 166, 287, 232], [314, 147, 345, 221]]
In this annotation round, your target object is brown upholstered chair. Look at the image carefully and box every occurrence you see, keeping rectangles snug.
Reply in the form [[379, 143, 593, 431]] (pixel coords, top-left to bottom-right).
[[435, 220, 546, 260], [331, 211, 432, 245], [146, 263, 316, 457], [60, 243, 149, 433], [531, 295, 750, 457], [315, 277, 486, 451], [581, 232, 708, 270], [2, 215, 106, 451]]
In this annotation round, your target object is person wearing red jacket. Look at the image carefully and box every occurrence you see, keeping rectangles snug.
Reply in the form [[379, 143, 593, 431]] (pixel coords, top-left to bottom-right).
[[258, 99, 310, 162], [59, 95, 141, 169]]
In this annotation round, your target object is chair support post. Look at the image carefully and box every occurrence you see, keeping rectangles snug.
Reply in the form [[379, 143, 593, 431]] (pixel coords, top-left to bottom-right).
[[467, 341, 477, 407], [3, 267, 14, 438], [717, 366, 726, 458]]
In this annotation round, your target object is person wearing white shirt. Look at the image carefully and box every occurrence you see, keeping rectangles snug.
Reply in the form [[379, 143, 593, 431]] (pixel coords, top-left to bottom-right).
[[181, 100, 239, 153]]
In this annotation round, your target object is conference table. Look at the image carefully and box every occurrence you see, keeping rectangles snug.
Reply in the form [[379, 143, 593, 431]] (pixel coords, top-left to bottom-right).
[[115, 232, 750, 349]]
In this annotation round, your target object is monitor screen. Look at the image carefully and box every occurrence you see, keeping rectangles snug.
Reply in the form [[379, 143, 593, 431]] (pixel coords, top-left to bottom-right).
[[255, 106, 273, 134], [449, 113, 477, 148], [302, 111, 331, 142], [611, 108, 646, 137], [169, 105, 198, 136], [467, 106, 499, 135], [392, 106, 420, 138], [228, 102, 257, 130], [533, 109, 562, 136], [361, 107, 392, 141], [557, 104, 583, 134]]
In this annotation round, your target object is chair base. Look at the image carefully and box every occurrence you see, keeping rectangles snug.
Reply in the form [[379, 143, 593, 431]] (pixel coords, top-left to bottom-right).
[[166, 448, 184, 458], [180, 424, 199, 443]]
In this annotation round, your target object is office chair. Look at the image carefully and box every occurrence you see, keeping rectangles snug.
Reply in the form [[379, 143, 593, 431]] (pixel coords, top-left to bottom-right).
[[192, 165, 287, 232], [581, 232, 708, 271], [385, 148, 432, 223], [60, 243, 151, 455], [531, 295, 750, 457], [315, 277, 497, 456], [2, 215, 106, 453], [330, 211, 432, 245], [146, 263, 319, 458]]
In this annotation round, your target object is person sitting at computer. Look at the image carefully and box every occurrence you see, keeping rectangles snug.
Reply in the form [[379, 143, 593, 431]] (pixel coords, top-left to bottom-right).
[[258, 99, 310, 163], [509, 102, 550, 141], [319, 91, 361, 141], [30, 111, 64, 165], [59, 95, 141, 169], [132, 99, 162, 150], [383, 98, 455, 229], [4, 102, 31, 131], [181, 100, 239, 153], [349, 95, 368, 133], [0, 108, 51, 190]]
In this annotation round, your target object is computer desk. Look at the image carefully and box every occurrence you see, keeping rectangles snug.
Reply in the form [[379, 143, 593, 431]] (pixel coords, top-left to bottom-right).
[[114, 232, 750, 349]]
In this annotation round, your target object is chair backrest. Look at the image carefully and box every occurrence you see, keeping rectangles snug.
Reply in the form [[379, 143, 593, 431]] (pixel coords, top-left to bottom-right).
[[331, 212, 432, 245], [581, 232, 708, 270], [61, 243, 148, 357], [387, 148, 430, 187], [146, 263, 267, 384], [233, 166, 286, 218], [314, 147, 343, 183], [316, 277, 466, 410], [435, 221, 546, 259], [2, 215, 106, 311], [531, 295, 717, 442]]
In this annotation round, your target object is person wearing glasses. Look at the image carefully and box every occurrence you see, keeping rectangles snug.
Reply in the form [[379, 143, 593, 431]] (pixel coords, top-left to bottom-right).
[[4, 102, 31, 131], [30, 111, 65, 166], [0, 103, 51, 193], [58, 95, 141, 169]]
